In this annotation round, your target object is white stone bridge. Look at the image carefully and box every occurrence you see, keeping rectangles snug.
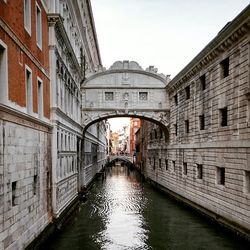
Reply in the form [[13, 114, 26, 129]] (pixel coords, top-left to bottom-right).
[[81, 61, 170, 130], [108, 155, 134, 165]]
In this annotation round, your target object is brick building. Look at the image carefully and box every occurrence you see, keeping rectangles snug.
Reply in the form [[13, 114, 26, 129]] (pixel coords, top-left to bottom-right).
[[0, 0, 51, 249], [0, 0, 107, 249]]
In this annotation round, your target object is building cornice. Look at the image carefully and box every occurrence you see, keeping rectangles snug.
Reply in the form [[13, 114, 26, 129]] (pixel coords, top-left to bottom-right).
[[167, 5, 250, 93], [83, 69, 167, 86], [0, 104, 52, 132], [86, 0, 102, 66]]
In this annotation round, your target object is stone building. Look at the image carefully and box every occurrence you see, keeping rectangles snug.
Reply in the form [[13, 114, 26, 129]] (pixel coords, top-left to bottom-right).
[[46, 0, 106, 217], [141, 6, 250, 239], [0, 0, 107, 249], [0, 0, 51, 249]]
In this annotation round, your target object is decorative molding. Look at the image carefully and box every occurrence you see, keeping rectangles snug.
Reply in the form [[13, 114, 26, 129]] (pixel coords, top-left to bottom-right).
[[47, 13, 82, 77], [0, 104, 52, 132]]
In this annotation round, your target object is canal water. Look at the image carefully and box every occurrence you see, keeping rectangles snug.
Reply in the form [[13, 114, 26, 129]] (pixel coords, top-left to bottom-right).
[[43, 164, 249, 250]]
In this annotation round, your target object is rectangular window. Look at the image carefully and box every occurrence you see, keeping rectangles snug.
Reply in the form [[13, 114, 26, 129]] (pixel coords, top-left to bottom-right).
[[200, 74, 206, 90], [25, 66, 33, 114], [12, 181, 17, 206], [36, 3, 42, 49], [37, 78, 43, 118], [199, 114, 205, 130], [183, 162, 187, 175], [185, 85, 190, 100], [33, 175, 37, 195], [174, 94, 178, 106], [105, 92, 114, 101], [220, 107, 228, 127], [24, 0, 31, 34], [160, 129, 163, 139], [0, 42, 8, 104], [174, 124, 178, 136], [197, 164, 203, 179], [185, 120, 189, 134], [220, 57, 229, 78], [216, 167, 225, 185], [172, 160, 176, 172], [139, 92, 148, 101], [244, 171, 250, 193], [165, 159, 168, 170], [153, 157, 156, 170], [159, 159, 161, 168]]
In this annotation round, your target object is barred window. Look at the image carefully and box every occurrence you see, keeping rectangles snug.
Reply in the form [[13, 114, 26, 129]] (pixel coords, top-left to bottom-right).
[[105, 92, 114, 101], [139, 92, 148, 101]]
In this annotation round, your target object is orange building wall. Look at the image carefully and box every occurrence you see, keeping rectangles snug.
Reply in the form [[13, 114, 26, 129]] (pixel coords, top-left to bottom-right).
[[0, 0, 50, 118], [129, 118, 141, 155]]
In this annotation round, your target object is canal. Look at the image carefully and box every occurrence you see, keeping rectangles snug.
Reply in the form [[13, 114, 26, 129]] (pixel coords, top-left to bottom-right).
[[43, 163, 249, 250]]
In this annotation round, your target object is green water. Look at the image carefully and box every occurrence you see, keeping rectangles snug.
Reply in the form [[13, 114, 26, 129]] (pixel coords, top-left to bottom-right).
[[43, 165, 249, 250]]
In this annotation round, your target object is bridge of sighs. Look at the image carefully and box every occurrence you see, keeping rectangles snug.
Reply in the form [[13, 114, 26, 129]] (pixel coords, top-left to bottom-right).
[[81, 61, 171, 130]]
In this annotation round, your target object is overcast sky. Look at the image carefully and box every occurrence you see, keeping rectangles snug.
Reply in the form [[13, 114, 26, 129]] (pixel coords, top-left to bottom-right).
[[91, 0, 249, 77], [91, 1, 249, 131]]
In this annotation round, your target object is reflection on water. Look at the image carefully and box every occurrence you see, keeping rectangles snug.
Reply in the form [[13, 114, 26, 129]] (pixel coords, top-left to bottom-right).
[[92, 166, 148, 250], [43, 164, 249, 250]]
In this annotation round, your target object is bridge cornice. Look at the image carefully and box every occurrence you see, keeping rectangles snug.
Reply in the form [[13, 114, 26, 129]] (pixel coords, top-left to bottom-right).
[[83, 68, 167, 86]]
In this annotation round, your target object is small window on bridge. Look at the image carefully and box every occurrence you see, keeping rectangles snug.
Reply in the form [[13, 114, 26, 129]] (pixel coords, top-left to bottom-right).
[[139, 92, 148, 101], [105, 92, 114, 101], [159, 159, 161, 168], [153, 157, 156, 170]]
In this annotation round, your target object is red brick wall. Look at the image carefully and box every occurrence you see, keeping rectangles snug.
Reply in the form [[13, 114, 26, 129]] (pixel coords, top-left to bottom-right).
[[0, 0, 50, 118]]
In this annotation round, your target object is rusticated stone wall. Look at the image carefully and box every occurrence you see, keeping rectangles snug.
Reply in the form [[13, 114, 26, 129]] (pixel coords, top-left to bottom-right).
[[143, 6, 250, 239]]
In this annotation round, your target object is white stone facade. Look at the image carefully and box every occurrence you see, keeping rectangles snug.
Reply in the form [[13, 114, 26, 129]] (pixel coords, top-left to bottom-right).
[[0, 107, 52, 250], [46, 0, 106, 218]]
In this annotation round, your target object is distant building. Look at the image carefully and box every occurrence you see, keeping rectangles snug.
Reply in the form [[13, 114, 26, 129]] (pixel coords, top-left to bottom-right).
[[129, 118, 141, 155]]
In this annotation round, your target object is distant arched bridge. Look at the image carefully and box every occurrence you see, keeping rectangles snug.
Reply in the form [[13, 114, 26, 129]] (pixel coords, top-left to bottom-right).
[[108, 155, 134, 165]]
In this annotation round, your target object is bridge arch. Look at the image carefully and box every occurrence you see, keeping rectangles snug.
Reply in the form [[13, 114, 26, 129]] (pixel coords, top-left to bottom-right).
[[81, 61, 171, 131]]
